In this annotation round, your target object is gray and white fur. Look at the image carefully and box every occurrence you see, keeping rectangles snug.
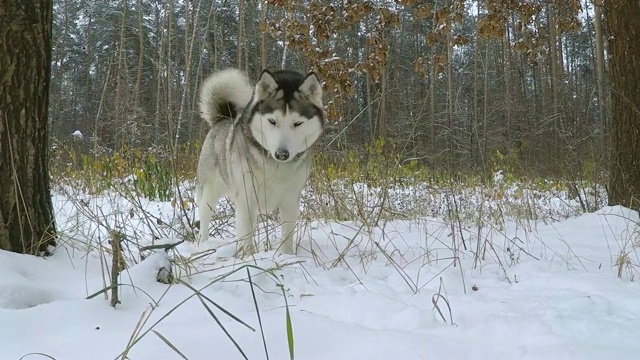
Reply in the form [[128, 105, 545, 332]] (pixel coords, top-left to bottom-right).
[[196, 68, 325, 256]]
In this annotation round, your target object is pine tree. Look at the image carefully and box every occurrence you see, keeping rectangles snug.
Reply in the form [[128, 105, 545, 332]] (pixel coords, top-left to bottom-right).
[[605, 1, 640, 211], [0, 1, 57, 254]]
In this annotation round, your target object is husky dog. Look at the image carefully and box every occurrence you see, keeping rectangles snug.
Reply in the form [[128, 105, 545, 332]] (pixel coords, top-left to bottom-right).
[[196, 68, 325, 256]]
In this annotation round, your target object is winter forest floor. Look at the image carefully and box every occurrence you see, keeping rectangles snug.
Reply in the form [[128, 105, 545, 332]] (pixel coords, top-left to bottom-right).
[[1, 178, 640, 360]]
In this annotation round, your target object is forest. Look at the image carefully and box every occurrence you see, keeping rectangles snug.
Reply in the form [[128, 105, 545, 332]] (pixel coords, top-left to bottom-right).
[[50, 0, 605, 177], [1, 1, 640, 358]]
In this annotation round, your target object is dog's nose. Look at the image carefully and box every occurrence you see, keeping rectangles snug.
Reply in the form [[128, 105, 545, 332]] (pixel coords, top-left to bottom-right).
[[275, 149, 290, 161]]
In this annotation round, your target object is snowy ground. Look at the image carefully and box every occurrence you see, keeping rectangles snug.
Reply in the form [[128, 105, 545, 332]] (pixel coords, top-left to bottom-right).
[[1, 185, 639, 360]]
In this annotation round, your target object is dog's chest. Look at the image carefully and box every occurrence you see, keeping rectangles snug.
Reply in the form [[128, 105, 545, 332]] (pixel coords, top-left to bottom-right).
[[237, 161, 308, 211]]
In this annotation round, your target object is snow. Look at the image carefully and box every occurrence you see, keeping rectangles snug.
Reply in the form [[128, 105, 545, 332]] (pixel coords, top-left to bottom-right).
[[1, 185, 639, 360]]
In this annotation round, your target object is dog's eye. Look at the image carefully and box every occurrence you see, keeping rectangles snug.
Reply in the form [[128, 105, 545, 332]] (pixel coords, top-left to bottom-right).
[[293, 121, 303, 128], [268, 118, 276, 126]]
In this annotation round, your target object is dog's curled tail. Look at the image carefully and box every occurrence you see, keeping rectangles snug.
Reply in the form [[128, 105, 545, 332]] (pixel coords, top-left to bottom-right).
[[199, 69, 253, 126]]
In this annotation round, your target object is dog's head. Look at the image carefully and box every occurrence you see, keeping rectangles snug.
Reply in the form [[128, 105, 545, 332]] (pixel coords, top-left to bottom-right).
[[248, 70, 325, 163]]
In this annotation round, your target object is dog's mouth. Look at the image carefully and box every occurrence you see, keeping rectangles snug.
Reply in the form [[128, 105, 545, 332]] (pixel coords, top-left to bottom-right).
[[273, 148, 292, 162], [272, 150, 305, 163], [273, 154, 293, 163]]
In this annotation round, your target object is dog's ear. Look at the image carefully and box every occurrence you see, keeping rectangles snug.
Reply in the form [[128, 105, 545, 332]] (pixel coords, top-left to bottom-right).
[[255, 70, 278, 100], [300, 72, 323, 108]]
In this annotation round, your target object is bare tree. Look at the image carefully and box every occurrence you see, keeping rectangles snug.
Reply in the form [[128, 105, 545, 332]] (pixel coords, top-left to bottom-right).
[[592, 0, 607, 136], [45, 1, 604, 179], [0, 0, 57, 254], [605, 1, 640, 211]]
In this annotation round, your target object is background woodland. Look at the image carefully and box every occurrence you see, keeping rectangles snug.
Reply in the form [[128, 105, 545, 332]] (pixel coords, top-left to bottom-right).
[[50, 0, 604, 179]]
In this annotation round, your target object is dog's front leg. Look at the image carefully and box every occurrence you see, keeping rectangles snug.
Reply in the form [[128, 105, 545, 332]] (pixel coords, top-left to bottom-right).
[[278, 193, 301, 255], [235, 199, 257, 256]]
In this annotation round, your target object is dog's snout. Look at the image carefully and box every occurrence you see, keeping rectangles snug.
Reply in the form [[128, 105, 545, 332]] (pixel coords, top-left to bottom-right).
[[275, 149, 290, 161]]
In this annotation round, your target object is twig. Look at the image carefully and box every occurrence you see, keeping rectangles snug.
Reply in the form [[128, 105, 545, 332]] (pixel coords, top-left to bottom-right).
[[109, 231, 125, 308], [139, 239, 186, 253]]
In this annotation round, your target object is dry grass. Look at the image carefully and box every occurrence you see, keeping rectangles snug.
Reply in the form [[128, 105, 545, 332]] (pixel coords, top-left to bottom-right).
[[45, 140, 626, 359]]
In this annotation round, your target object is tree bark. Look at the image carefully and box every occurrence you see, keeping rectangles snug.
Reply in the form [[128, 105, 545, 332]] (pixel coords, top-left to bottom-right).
[[606, 1, 640, 211], [446, 19, 454, 170], [237, 0, 245, 69], [0, 0, 57, 254], [547, 3, 560, 111], [260, 0, 267, 70], [503, 21, 512, 147], [593, 0, 607, 137]]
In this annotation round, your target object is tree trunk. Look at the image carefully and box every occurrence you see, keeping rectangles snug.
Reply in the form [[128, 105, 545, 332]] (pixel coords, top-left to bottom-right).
[[547, 3, 560, 111], [237, 0, 244, 69], [446, 20, 454, 170], [0, 0, 57, 254], [260, 0, 267, 70], [593, 0, 607, 137], [115, 0, 128, 150], [483, 41, 490, 166], [472, 29, 479, 168], [503, 22, 512, 148], [606, 1, 640, 211], [135, 0, 144, 117]]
